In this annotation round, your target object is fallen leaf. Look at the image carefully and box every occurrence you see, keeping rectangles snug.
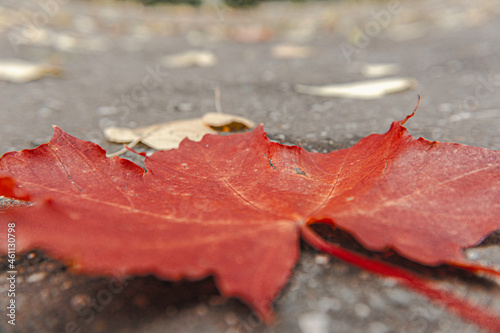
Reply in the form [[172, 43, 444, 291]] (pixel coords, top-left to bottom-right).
[[361, 63, 401, 78], [162, 50, 216, 68], [271, 44, 314, 59], [1, 112, 500, 331], [104, 118, 217, 152], [0, 59, 62, 83], [229, 25, 273, 43], [104, 113, 255, 153], [294, 77, 417, 99], [202, 112, 256, 132]]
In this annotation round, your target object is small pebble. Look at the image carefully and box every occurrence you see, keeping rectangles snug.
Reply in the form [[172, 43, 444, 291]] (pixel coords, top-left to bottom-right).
[[195, 303, 209, 316], [298, 312, 330, 333], [318, 297, 341, 312], [70, 293, 91, 311], [61, 281, 72, 290], [314, 254, 329, 265], [353, 302, 370, 318], [26, 272, 46, 283], [465, 249, 480, 260], [385, 288, 412, 306], [175, 102, 193, 112], [97, 106, 118, 116]]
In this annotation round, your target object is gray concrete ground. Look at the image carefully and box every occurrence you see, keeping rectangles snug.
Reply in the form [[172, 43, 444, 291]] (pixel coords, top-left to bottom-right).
[[0, 0, 500, 332]]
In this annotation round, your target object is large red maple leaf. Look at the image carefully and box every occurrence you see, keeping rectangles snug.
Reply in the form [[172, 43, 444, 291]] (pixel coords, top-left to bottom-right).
[[1, 112, 499, 331]]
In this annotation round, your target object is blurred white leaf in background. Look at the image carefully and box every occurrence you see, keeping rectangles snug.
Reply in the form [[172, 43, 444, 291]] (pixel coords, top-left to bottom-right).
[[295, 77, 417, 99], [162, 50, 217, 68], [0, 59, 62, 83]]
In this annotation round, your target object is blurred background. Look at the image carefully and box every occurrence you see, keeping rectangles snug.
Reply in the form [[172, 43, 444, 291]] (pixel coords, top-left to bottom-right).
[[1, 0, 499, 156], [1, 0, 499, 332]]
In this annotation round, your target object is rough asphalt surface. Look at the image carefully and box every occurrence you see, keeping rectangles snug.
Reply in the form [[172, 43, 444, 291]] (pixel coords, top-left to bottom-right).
[[0, 0, 500, 332]]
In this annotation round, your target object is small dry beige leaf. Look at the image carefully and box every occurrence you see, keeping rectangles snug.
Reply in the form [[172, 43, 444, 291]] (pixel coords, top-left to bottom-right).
[[361, 63, 401, 78], [202, 113, 256, 132], [105, 118, 217, 151], [162, 50, 216, 68], [294, 77, 417, 100], [105, 113, 256, 155], [271, 44, 314, 59], [229, 25, 273, 43], [0, 59, 62, 83], [103, 127, 138, 144]]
